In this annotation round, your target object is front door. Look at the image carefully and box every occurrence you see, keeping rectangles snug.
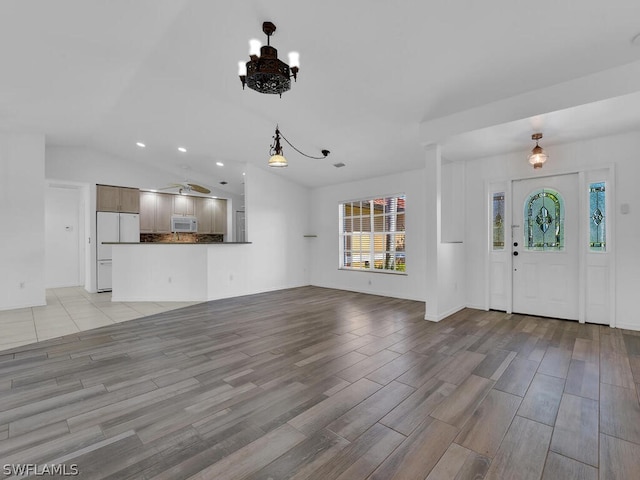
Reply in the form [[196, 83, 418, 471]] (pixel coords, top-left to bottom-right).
[[512, 174, 579, 320]]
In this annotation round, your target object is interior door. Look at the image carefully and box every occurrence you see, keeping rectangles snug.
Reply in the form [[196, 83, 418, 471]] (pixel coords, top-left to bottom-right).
[[45, 185, 82, 288], [512, 174, 579, 320]]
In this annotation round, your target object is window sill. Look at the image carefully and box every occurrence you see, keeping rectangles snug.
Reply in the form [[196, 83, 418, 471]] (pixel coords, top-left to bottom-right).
[[339, 268, 407, 276]]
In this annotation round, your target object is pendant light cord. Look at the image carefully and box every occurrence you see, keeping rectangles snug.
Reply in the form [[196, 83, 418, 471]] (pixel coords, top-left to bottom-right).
[[278, 129, 329, 159]]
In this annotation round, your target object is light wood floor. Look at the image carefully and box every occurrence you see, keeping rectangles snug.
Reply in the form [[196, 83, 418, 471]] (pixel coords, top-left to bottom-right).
[[1, 286, 640, 479]]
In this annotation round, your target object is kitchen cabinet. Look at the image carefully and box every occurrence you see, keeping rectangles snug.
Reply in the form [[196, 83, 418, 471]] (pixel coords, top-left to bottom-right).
[[173, 195, 195, 216], [156, 194, 172, 232], [139, 191, 173, 233], [97, 185, 140, 213], [195, 197, 213, 233], [139, 192, 156, 233], [195, 197, 227, 234], [212, 199, 227, 234]]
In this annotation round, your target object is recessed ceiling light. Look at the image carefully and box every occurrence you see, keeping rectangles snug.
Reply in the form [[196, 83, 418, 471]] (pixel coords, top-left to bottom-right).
[[178, 147, 187, 153], [136, 142, 146, 148], [242, 172, 246, 176], [216, 162, 224, 167]]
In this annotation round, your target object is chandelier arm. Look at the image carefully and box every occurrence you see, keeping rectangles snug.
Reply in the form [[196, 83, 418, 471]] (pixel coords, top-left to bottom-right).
[[278, 130, 328, 159]]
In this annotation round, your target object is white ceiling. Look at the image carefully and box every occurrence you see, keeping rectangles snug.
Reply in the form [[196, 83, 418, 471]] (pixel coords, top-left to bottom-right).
[[2, 0, 640, 192]]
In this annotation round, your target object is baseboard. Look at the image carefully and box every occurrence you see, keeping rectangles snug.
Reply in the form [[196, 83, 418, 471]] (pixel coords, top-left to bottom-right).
[[424, 304, 466, 322], [615, 321, 640, 332], [309, 282, 425, 302], [465, 303, 488, 311]]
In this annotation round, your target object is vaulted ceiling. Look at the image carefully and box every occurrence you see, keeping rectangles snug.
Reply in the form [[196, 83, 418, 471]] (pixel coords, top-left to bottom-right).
[[2, 0, 640, 191]]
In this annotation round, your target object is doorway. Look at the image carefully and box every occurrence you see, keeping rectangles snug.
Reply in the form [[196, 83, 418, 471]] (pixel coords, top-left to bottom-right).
[[511, 174, 579, 320]]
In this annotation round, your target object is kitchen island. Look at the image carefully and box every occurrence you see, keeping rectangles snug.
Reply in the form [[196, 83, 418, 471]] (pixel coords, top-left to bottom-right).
[[108, 242, 251, 302]]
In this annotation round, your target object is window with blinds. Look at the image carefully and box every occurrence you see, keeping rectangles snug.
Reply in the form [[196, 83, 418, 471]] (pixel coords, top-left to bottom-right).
[[339, 195, 406, 273]]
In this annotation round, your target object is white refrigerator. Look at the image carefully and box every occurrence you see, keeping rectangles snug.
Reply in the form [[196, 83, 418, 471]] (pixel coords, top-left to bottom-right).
[[97, 212, 140, 291]]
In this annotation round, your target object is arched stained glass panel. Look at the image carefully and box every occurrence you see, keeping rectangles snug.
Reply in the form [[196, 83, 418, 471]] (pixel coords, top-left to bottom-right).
[[524, 188, 565, 251]]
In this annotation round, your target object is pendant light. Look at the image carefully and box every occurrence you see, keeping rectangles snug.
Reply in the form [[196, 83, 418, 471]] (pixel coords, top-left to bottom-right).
[[268, 126, 330, 168], [528, 133, 548, 169]]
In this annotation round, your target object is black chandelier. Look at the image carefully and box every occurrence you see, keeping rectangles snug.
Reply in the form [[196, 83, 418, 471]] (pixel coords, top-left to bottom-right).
[[238, 22, 299, 97], [269, 126, 330, 168]]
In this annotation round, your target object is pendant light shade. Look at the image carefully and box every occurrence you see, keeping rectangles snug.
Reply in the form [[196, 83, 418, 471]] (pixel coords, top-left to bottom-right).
[[268, 153, 288, 168]]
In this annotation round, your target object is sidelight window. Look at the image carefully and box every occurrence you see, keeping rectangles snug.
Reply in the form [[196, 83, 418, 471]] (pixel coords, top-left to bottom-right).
[[589, 182, 606, 252], [492, 192, 505, 250]]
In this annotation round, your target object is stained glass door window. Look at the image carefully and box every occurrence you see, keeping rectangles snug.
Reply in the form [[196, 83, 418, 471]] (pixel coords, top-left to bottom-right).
[[492, 192, 505, 250], [589, 182, 606, 251], [524, 188, 565, 251]]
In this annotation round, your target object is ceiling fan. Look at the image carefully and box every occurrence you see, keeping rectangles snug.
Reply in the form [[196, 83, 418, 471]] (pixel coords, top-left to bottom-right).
[[159, 182, 211, 194], [160, 167, 211, 194]]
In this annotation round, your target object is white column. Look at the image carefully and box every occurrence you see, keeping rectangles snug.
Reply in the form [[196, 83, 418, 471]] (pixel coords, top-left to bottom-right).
[[424, 144, 442, 320], [424, 144, 467, 322]]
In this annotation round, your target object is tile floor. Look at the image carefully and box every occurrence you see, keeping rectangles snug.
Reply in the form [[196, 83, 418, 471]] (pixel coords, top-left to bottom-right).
[[0, 287, 198, 352]]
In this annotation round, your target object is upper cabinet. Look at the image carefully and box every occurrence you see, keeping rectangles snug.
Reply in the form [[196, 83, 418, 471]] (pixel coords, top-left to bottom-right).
[[97, 185, 140, 213], [195, 197, 213, 233], [140, 191, 227, 235], [173, 195, 195, 216], [213, 198, 227, 234], [139, 191, 172, 233], [195, 197, 227, 234]]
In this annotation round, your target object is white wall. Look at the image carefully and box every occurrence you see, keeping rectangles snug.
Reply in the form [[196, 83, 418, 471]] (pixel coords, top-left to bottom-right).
[[464, 130, 640, 330], [243, 164, 311, 293], [309, 169, 426, 301], [0, 133, 46, 310]]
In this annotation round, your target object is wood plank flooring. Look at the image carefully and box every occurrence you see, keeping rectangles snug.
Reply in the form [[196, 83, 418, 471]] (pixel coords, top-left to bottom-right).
[[1, 286, 640, 479]]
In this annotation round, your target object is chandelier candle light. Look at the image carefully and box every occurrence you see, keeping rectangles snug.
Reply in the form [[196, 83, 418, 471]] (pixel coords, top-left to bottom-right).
[[238, 22, 300, 97], [528, 133, 548, 169]]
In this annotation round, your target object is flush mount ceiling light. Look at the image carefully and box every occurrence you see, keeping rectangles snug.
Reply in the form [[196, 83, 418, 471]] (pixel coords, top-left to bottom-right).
[[269, 125, 330, 168], [528, 133, 548, 169], [238, 21, 300, 97]]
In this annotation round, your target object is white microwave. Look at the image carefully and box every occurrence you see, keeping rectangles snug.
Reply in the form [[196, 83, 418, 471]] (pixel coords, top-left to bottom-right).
[[171, 216, 198, 232]]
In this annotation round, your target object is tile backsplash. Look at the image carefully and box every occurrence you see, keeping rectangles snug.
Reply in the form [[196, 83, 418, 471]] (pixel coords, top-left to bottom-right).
[[140, 233, 223, 243]]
